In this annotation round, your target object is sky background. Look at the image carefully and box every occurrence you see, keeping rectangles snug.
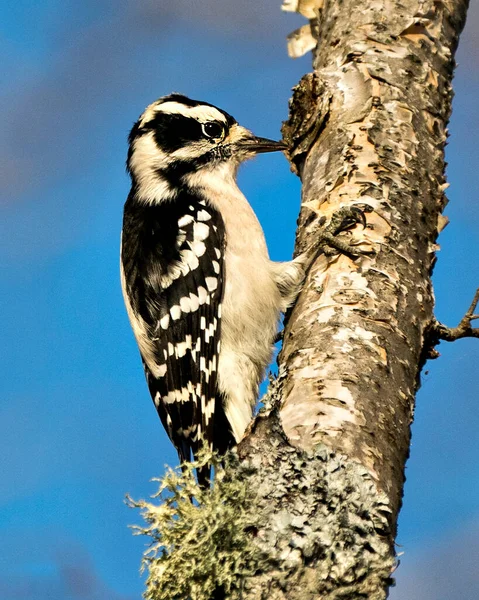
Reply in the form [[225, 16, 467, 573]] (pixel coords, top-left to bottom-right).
[[1, 1, 478, 598]]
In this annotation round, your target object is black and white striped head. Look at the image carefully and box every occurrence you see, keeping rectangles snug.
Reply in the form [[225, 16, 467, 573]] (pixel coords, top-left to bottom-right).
[[127, 93, 286, 202]]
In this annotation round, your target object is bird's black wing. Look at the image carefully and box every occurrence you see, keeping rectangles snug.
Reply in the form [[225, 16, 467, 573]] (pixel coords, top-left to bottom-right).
[[121, 192, 229, 481]]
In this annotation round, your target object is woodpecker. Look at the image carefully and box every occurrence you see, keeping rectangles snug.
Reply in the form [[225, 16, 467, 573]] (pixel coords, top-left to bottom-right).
[[121, 94, 335, 484]]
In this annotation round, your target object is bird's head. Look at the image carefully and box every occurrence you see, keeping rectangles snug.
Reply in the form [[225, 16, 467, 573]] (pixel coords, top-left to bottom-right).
[[127, 94, 286, 203]]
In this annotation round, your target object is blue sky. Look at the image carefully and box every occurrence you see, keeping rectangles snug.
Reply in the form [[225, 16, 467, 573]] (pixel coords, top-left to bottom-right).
[[1, 2, 477, 598]]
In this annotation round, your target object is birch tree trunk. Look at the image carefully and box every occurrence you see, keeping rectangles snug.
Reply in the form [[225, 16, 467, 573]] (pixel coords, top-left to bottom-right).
[[235, 1, 470, 598]]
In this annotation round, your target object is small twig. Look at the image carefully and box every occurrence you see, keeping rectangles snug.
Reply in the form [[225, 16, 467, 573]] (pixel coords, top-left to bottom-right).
[[433, 287, 479, 342]]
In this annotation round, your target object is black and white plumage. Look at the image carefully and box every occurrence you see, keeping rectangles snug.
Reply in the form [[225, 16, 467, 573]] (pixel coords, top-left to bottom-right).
[[121, 94, 310, 484]]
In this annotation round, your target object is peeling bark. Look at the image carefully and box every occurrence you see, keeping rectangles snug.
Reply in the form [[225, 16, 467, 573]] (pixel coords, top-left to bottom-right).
[[235, 0, 470, 598]]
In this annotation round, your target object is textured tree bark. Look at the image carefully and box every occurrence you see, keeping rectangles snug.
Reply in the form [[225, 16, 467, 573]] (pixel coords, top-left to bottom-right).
[[235, 0, 470, 598]]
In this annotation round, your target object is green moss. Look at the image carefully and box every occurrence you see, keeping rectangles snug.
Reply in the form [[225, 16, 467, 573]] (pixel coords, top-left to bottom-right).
[[128, 451, 260, 600]]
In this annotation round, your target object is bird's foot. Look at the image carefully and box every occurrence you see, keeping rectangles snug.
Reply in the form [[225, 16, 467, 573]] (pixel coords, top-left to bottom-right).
[[313, 204, 375, 259]]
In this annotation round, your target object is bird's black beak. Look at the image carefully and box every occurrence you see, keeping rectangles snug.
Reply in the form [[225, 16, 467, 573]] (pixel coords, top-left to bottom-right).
[[237, 135, 288, 154]]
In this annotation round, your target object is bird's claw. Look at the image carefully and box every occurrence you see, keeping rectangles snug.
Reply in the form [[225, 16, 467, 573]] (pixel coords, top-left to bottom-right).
[[310, 204, 374, 259], [326, 204, 373, 236]]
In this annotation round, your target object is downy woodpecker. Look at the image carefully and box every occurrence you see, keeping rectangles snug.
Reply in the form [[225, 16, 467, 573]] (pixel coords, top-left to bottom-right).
[[121, 94, 323, 484]]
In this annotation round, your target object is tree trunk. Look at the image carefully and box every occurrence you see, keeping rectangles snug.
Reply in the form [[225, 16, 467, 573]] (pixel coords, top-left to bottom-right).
[[236, 0, 470, 598]]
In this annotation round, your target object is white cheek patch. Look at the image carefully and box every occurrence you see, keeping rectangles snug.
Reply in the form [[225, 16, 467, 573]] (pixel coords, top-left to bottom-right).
[[170, 140, 212, 161], [129, 133, 177, 204]]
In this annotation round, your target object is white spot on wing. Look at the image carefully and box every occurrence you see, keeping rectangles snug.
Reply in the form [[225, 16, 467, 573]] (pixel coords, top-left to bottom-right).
[[176, 230, 186, 247], [176, 341, 188, 358], [178, 214, 194, 227], [156, 364, 167, 377], [197, 210, 211, 222], [191, 337, 201, 361], [160, 314, 170, 329], [170, 305, 181, 320], [193, 222, 210, 241], [180, 249, 199, 273], [204, 320, 217, 343], [165, 391, 176, 403], [204, 397, 215, 421], [180, 296, 190, 313], [189, 240, 206, 257], [189, 293, 200, 312], [205, 277, 217, 292], [198, 286, 208, 305]]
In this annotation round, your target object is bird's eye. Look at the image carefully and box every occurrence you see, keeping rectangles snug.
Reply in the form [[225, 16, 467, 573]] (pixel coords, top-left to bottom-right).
[[202, 122, 225, 140]]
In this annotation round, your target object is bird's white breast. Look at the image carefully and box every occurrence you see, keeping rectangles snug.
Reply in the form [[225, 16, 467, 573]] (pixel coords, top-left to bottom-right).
[[185, 164, 282, 441]]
